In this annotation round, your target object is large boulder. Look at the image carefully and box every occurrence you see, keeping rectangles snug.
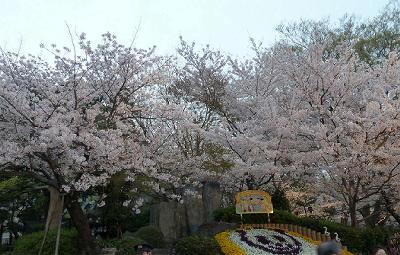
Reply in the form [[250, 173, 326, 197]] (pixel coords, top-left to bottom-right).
[[150, 181, 223, 242], [184, 188, 205, 234], [150, 201, 187, 243], [202, 181, 222, 223]]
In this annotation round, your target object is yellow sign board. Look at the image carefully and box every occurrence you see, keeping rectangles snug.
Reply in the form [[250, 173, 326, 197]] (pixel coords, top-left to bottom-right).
[[235, 190, 273, 214]]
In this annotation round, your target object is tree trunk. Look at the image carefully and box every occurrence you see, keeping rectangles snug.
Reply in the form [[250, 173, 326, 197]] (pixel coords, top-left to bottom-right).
[[382, 192, 400, 225], [65, 194, 96, 255], [0, 224, 3, 247], [349, 203, 357, 227], [45, 186, 64, 230]]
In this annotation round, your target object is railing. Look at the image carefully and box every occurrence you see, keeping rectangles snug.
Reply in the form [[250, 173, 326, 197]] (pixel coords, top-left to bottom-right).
[[240, 223, 348, 251]]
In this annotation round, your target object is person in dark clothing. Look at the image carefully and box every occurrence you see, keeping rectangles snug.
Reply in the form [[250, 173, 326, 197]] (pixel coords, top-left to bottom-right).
[[317, 241, 341, 255], [134, 244, 153, 255]]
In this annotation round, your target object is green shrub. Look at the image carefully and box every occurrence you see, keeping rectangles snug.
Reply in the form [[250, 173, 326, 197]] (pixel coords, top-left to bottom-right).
[[175, 236, 221, 255], [102, 237, 144, 255], [12, 229, 78, 255], [271, 188, 291, 211], [133, 225, 165, 248], [213, 206, 241, 223], [213, 205, 276, 224], [360, 227, 391, 254]]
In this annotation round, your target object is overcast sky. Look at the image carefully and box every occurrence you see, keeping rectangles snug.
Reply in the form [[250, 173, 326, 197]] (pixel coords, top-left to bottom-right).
[[0, 0, 388, 58]]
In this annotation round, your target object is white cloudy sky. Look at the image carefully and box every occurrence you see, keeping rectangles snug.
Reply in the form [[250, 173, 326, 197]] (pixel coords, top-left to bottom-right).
[[0, 0, 388, 57]]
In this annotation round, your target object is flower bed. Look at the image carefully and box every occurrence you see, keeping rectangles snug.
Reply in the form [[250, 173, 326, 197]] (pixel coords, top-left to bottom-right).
[[215, 229, 354, 255]]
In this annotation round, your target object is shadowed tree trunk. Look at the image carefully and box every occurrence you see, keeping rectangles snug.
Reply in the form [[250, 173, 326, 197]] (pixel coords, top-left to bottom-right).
[[0, 224, 3, 247], [382, 191, 400, 225], [65, 194, 96, 255], [45, 186, 64, 230], [359, 200, 384, 227], [349, 202, 357, 227]]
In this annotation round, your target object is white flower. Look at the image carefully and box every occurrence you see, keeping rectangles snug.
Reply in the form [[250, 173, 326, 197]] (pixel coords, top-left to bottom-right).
[[123, 200, 131, 207]]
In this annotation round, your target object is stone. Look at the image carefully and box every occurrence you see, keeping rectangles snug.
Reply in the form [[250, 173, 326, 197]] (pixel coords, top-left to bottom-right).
[[184, 187, 205, 234], [202, 182, 222, 223], [150, 201, 187, 244], [100, 248, 117, 255], [149, 181, 223, 243]]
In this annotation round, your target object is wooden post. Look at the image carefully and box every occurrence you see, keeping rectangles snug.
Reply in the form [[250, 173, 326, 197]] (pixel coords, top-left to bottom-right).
[[311, 230, 317, 241], [307, 228, 312, 239], [316, 232, 322, 242]]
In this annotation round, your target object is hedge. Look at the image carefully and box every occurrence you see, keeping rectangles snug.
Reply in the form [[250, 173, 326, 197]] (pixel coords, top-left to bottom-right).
[[133, 225, 165, 248], [12, 229, 78, 255], [175, 236, 221, 255]]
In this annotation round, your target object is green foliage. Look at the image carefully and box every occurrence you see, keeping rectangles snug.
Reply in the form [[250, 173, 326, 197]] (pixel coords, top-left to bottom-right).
[[96, 173, 150, 237], [12, 229, 78, 255], [101, 237, 144, 255], [0, 176, 46, 235], [175, 236, 221, 255], [213, 206, 241, 223], [271, 189, 291, 211], [213, 205, 275, 224], [360, 227, 391, 254], [277, 2, 400, 65], [133, 225, 165, 248]]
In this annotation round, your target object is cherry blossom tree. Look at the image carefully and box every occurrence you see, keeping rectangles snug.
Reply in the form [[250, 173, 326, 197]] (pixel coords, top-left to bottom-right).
[[209, 41, 310, 195], [207, 37, 400, 226], [276, 42, 400, 226], [0, 32, 187, 254]]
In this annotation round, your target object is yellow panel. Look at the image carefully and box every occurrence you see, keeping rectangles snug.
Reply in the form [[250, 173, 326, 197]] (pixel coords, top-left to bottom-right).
[[235, 190, 273, 214]]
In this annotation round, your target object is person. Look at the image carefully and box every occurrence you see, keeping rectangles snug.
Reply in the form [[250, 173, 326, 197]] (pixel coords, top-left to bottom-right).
[[374, 247, 387, 255], [317, 241, 341, 255], [134, 244, 153, 255]]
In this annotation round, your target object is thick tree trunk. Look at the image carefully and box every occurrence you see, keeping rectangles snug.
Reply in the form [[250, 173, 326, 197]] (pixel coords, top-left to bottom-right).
[[349, 203, 357, 227], [65, 194, 96, 255], [45, 186, 64, 230], [0, 224, 3, 247], [382, 192, 400, 225]]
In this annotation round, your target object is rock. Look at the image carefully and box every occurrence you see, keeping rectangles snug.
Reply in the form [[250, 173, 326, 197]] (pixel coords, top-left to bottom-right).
[[196, 222, 239, 237], [202, 182, 222, 222], [150, 201, 187, 244], [150, 181, 224, 242], [100, 248, 117, 255], [184, 187, 205, 234]]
